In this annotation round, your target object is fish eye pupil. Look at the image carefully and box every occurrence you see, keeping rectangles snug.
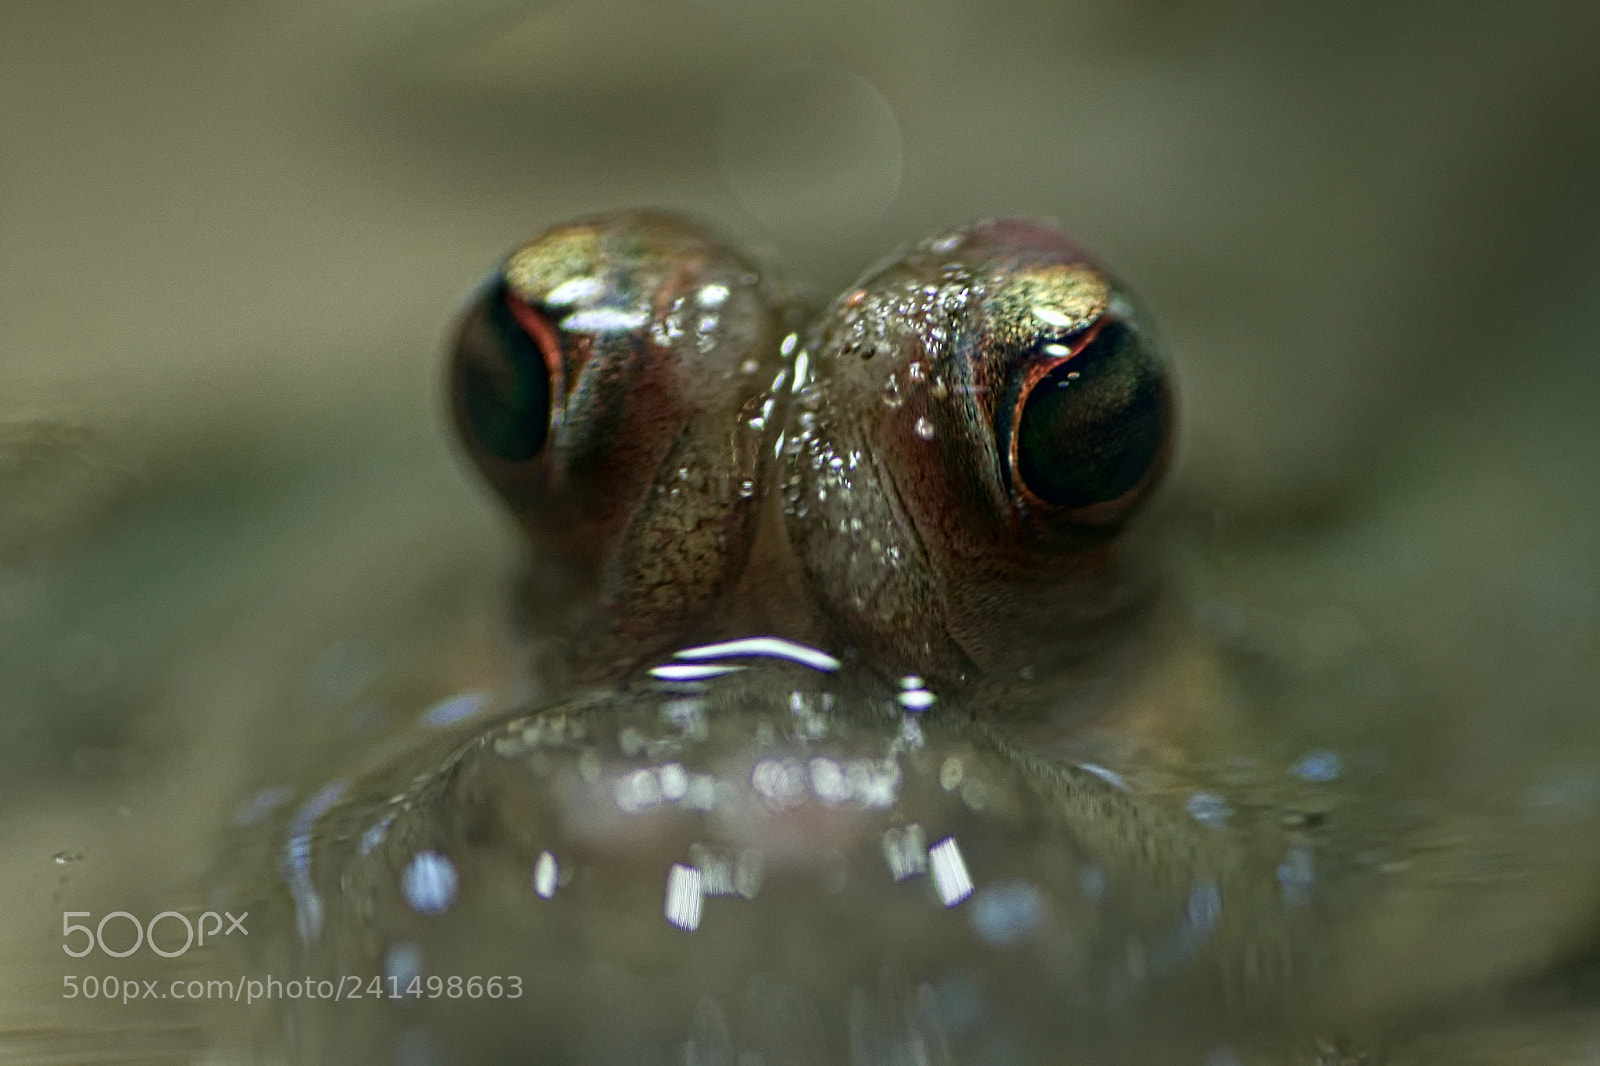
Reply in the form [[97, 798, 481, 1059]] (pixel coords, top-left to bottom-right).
[[1015, 320, 1167, 513], [454, 283, 553, 463]]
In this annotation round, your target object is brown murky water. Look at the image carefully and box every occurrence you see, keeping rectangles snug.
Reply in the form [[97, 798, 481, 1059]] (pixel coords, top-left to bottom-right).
[[2, 2, 1599, 1062]]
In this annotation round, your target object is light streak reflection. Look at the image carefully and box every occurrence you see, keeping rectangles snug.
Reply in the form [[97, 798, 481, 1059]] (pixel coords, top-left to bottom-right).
[[929, 836, 975, 907], [673, 637, 840, 673], [665, 863, 704, 931], [533, 851, 558, 899]]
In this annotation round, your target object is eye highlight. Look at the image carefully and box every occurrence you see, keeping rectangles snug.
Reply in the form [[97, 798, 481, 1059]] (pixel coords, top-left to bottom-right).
[[451, 282, 558, 464], [1013, 319, 1170, 519]]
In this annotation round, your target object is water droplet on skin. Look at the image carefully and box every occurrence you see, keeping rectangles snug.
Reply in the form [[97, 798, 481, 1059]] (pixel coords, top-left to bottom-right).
[[882, 374, 903, 408], [907, 361, 925, 382], [913, 416, 935, 441]]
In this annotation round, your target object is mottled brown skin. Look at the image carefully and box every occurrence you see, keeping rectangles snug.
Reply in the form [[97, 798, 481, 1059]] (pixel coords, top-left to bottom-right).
[[784, 221, 1172, 702], [451, 212, 797, 678]]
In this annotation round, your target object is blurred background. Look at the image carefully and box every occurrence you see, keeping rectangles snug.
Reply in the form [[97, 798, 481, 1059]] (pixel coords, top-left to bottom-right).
[[1, 0, 1598, 1059]]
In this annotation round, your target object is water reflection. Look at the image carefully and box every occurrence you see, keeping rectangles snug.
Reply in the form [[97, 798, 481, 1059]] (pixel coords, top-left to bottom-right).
[[231, 662, 1334, 1062], [533, 849, 559, 898], [665, 863, 705, 932], [674, 636, 843, 673], [928, 838, 974, 908], [401, 851, 460, 916], [282, 779, 348, 942]]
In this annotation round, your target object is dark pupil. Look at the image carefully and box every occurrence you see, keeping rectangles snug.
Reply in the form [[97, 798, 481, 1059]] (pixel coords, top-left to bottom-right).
[[455, 283, 552, 462], [1015, 320, 1165, 509]]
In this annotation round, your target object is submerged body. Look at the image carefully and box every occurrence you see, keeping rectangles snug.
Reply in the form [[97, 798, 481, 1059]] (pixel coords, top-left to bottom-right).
[[229, 215, 1600, 1064]]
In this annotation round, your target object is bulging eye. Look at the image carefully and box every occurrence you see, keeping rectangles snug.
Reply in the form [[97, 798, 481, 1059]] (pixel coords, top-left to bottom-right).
[[1013, 319, 1170, 523], [781, 218, 1175, 690], [451, 281, 557, 465], [444, 212, 792, 679]]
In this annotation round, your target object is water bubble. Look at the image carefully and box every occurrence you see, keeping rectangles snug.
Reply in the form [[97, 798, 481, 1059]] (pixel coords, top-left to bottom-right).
[[752, 758, 805, 808], [882, 374, 903, 408], [658, 762, 689, 801], [810, 757, 850, 803], [614, 768, 663, 812], [401, 851, 459, 916], [913, 416, 935, 441]]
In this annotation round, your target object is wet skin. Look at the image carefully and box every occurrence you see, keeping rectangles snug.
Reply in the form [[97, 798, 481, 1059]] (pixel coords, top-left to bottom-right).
[[235, 214, 1600, 1064], [450, 212, 1170, 716]]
